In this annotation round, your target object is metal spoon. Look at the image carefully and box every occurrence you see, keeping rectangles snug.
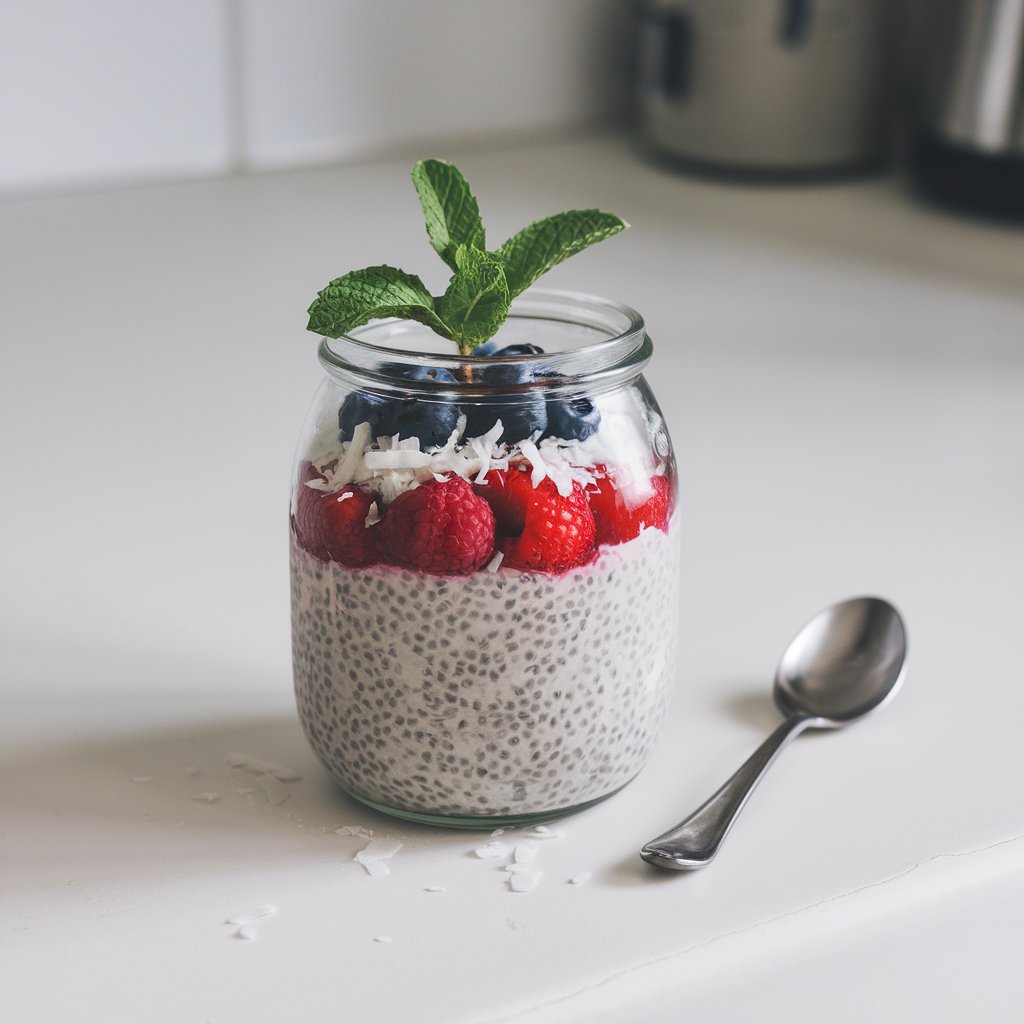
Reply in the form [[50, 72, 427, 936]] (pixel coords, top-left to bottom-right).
[[641, 596, 907, 871]]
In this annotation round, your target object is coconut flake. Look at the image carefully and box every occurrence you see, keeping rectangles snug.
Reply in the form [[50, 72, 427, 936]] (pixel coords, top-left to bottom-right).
[[226, 905, 277, 926], [233, 926, 257, 941], [334, 421, 371, 486], [424, 886, 446, 893], [226, 753, 301, 782], [358, 839, 403, 860], [509, 871, 541, 893], [569, 871, 592, 886], [525, 825, 562, 840], [355, 838, 402, 877], [363, 449, 432, 471], [364, 500, 382, 528], [374, 935, 392, 944], [252, 773, 290, 806], [335, 825, 374, 839], [513, 842, 538, 864], [490, 828, 506, 838], [474, 841, 509, 860], [191, 792, 220, 803], [518, 438, 547, 487], [485, 550, 504, 573]]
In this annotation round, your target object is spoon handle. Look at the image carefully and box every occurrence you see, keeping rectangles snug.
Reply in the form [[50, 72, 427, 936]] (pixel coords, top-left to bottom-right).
[[640, 713, 813, 870]]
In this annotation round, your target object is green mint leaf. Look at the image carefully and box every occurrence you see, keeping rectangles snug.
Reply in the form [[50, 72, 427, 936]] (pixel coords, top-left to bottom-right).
[[435, 245, 510, 350], [306, 265, 454, 339], [412, 158, 486, 271], [496, 209, 628, 298]]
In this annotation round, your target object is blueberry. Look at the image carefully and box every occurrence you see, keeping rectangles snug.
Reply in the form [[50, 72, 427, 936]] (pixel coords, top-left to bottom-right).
[[544, 395, 601, 442], [494, 343, 544, 357], [338, 391, 461, 447]]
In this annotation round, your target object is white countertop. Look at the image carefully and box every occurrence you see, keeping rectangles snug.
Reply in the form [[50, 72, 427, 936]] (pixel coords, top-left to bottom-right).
[[2, 135, 1023, 1022]]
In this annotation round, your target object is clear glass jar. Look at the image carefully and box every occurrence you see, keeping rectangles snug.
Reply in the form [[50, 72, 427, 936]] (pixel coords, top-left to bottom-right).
[[290, 289, 680, 827]]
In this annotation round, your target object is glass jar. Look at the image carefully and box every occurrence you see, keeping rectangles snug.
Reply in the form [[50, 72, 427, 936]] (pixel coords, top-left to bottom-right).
[[290, 289, 680, 827]]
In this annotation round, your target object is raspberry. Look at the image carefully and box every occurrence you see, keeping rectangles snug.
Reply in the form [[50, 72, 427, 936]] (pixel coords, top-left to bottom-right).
[[377, 477, 495, 575], [587, 469, 672, 546], [293, 465, 378, 566], [477, 464, 596, 573]]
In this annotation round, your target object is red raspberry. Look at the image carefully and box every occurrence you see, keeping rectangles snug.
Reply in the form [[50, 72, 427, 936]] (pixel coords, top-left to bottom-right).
[[377, 477, 495, 575], [476, 464, 596, 574], [587, 468, 673, 546], [293, 465, 379, 567]]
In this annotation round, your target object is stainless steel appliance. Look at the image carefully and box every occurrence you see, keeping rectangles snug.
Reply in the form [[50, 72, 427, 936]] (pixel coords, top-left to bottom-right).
[[635, 0, 891, 175], [914, 0, 1024, 217]]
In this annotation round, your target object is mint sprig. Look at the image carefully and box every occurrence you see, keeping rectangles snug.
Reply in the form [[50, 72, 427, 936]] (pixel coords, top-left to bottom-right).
[[306, 158, 627, 355]]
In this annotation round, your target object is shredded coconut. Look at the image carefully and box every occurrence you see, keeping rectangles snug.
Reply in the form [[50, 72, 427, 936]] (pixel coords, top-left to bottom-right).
[[513, 842, 538, 864], [474, 841, 509, 860], [335, 825, 374, 839], [509, 871, 541, 893], [226, 753, 301, 782], [251, 773, 290, 805], [226, 906, 277, 926]]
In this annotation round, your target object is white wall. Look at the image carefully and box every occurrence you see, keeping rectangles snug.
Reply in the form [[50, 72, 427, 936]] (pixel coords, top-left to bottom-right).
[[0, 0, 630, 198]]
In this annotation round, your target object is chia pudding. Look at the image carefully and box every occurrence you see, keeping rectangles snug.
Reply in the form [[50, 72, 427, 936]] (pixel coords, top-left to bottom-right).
[[291, 513, 680, 819], [290, 402, 681, 823]]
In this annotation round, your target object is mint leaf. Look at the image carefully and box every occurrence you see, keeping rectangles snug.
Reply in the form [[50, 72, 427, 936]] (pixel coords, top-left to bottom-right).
[[435, 246, 510, 350], [496, 210, 627, 298], [412, 159, 486, 271], [307, 265, 454, 339]]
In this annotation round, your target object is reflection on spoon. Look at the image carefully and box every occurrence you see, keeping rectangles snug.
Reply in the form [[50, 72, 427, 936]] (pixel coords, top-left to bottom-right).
[[641, 596, 907, 871]]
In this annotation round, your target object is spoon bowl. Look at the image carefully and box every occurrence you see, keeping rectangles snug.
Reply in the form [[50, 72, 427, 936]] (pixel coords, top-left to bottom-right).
[[775, 596, 908, 725], [641, 596, 907, 870]]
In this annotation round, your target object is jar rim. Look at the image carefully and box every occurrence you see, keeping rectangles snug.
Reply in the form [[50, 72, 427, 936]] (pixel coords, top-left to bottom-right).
[[316, 288, 650, 397]]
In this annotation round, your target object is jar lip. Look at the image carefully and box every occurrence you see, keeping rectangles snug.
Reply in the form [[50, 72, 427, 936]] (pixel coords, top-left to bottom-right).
[[316, 288, 649, 395]]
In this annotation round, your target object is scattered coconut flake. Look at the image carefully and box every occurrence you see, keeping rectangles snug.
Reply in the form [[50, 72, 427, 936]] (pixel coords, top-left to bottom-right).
[[569, 871, 592, 886], [513, 842, 538, 864], [184, 764, 202, 776], [252, 773, 290, 806], [335, 825, 374, 839], [225, 905, 277, 926], [354, 838, 403, 877], [357, 838, 403, 860], [490, 828, 506, 838], [374, 936, 392, 944], [334, 491, 354, 503], [359, 858, 390, 878], [130, 775, 154, 784], [233, 926, 256, 941], [474, 841, 510, 860], [191, 792, 220, 803], [423, 886, 446, 893], [226, 752, 301, 782], [364, 500, 381, 528], [504, 864, 536, 875], [485, 550, 504, 573], [526, 825, 562, 839], [509, 871, 541, 893]]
